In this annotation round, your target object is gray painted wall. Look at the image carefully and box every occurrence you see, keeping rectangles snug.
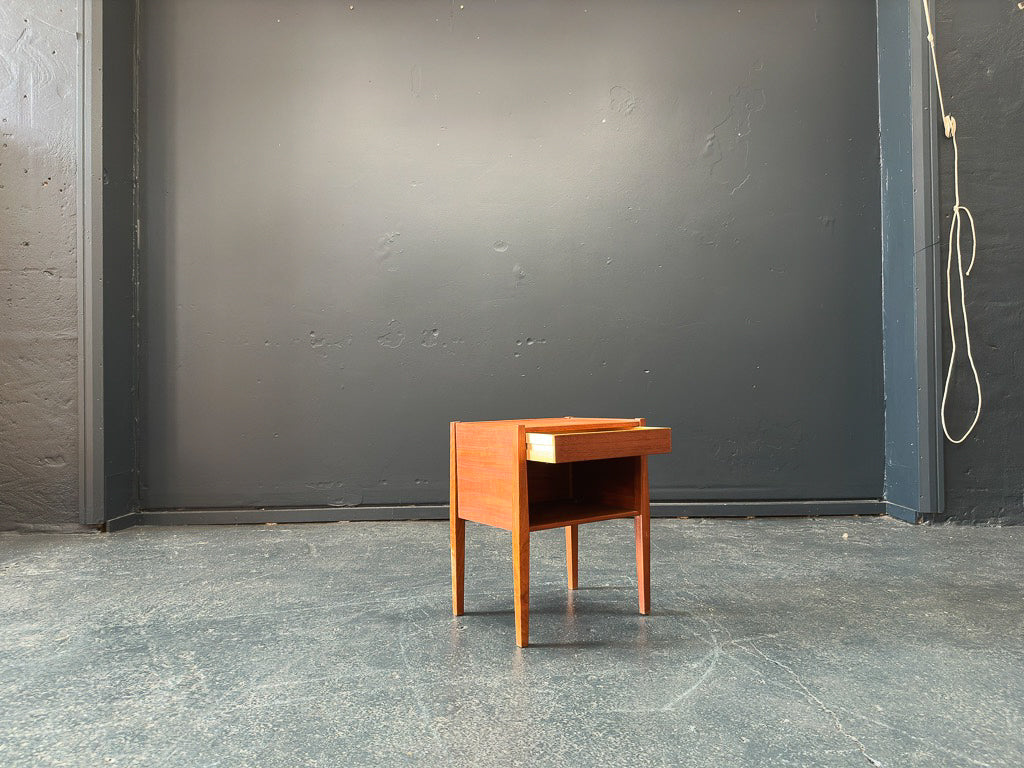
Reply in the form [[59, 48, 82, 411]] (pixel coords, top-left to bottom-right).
[[102, 0, 140, 523], [140, 0, 884, 511], [0, 3, 82, 531], [933, 1, 1024, 523]]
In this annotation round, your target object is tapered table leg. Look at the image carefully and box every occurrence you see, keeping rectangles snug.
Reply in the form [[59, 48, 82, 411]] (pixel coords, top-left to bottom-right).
[[566, 524, 579, 590], [451, 517, 465, 616], [450, 422, 464, 616], [634, 447, 652, 614], [635, 512, 651, 614], [513, 529, 530, 647]]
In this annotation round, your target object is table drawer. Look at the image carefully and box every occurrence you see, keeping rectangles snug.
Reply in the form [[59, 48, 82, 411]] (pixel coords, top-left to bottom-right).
[[525, 427, 671, 463]]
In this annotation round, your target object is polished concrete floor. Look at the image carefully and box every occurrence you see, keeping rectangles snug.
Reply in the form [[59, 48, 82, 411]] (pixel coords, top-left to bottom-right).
[[1, 517, 1022, 767]]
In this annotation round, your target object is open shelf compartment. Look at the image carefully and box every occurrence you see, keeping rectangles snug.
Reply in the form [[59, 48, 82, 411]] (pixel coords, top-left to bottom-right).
[[526, 457, 641, 531]]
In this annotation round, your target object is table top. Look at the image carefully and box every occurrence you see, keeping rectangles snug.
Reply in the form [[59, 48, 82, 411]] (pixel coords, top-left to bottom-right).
[[457, 417, 642, 433]]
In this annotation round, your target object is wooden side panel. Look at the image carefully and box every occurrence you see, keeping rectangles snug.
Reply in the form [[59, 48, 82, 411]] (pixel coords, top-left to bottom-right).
[[454, 422, 523, 531], [526, 426, 671, 463]]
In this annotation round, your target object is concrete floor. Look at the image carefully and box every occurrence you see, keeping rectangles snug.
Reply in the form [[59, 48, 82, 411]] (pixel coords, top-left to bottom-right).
[[1, 517, 1022, 767]]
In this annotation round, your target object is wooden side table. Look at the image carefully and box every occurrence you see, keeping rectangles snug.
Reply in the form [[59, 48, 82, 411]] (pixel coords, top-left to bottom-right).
[[449, 417, 672, 647]]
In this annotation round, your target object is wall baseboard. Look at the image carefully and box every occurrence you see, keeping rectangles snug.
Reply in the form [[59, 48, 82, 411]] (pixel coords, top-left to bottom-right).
[[106, 499, 887, 531], [656, 500, 884, 518]]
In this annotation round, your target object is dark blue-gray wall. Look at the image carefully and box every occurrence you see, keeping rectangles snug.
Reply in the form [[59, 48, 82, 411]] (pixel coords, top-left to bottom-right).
[[879, 0, 920, 516], [877, 0, 943, 524], [138, 0, 884, 512], [933, 0, 1024, 523]]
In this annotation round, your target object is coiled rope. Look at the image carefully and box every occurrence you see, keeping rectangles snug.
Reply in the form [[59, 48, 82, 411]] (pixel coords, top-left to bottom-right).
[[922, 0, 982, 443]]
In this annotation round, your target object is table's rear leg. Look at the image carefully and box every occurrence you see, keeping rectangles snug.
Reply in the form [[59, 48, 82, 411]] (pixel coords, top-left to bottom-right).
[[635, 512, 650, 614], [451, 518, 465, 616], [450, 422, 465, 616], [566, 524, 579, 590], [635, 446, 651, 614]]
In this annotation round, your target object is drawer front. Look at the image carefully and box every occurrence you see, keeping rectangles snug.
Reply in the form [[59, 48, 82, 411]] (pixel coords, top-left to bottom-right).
[[526, 427, 671, 463]]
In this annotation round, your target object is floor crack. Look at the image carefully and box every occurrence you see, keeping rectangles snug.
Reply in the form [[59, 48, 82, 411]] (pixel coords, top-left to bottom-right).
[[737, 640, 883, 768]]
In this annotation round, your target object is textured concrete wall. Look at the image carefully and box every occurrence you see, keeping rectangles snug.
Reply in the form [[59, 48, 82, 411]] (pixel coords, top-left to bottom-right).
[[934, 1, 1024, 523], [0, 3, 81, 531]]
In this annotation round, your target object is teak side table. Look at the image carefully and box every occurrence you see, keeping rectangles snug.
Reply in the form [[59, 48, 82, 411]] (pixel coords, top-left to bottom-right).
[[449, 417, 672, 647]]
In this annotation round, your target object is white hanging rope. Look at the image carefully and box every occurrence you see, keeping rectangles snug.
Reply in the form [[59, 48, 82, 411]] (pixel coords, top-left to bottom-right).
[[922, 0, 982, 444]]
